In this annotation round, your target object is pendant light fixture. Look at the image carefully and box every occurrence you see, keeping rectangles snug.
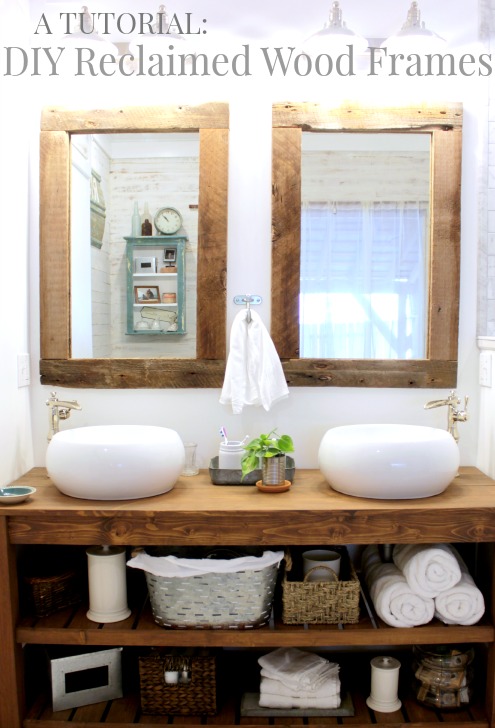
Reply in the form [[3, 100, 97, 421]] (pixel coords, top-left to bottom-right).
[[61, 5, 119, 57], [382, 2, 446, 55], [303, 2, 368, 57]]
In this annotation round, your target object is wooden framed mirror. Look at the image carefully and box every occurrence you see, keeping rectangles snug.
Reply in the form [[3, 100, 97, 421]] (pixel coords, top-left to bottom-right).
[[271, 102, 462, 388], [40, 103, 229, 388]]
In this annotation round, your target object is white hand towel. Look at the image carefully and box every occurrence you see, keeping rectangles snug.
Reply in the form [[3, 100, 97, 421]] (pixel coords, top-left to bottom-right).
[[362, 545, 434, 628], [219, 310, 289, 414], [258, 693, 341, 710], [393, 543, 462, 598], [260, 675, 340, 699], [434, 550, 485, 625], [258, 648, 334, 692]]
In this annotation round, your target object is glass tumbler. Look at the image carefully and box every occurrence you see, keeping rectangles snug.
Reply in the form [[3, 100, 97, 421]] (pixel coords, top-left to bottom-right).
[[182, 442, 199, 476]]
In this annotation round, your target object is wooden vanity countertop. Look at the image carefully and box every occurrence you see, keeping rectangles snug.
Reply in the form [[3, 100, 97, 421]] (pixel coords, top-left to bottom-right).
[[2, 466, 495, 546]]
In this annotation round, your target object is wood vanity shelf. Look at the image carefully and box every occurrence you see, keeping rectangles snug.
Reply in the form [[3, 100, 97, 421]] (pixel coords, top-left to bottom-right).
[[2, 466, 495, 728]]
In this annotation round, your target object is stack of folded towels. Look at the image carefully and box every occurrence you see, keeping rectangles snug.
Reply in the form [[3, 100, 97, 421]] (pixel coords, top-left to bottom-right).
[[362, 543, 485, 628], [258, 647, 341, 709]]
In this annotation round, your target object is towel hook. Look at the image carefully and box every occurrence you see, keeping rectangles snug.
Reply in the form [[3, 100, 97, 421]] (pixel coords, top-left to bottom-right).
[[233, 294, 262, 323]]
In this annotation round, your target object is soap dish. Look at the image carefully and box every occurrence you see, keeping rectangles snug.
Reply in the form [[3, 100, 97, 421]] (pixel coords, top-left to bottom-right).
[[0, 486, 36, 504]]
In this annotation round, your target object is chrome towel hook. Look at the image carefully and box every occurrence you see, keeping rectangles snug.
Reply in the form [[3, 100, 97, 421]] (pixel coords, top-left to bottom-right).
[[233, 295, 262, 323]]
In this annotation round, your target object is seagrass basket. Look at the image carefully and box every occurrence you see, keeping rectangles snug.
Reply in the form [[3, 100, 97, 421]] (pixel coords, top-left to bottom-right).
[[24, 569, 82, 617], [143, 550, 281, 629], [282, 547, 360, 624], [139, 649, 217, 715]]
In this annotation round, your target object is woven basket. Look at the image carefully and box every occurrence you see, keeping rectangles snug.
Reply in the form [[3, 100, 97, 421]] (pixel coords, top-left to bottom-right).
[[282, 548, 360, 624], [139, 649, 217, 715], [143, 552, 280, 629], [24, 569, 82, 618]]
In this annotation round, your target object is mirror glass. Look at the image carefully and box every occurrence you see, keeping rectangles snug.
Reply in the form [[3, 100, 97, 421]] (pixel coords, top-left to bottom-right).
[[300, 131, 430, 360], [71, 132, 199, 359]]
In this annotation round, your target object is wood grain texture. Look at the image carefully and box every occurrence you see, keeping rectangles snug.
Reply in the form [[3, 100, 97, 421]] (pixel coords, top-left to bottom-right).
[[40, 358, 226, 388], [281, 358, 457, 389], [0, 519, 24, 728], [40, 131, 70, 359], [428, 127, 462, 360], [271, 102, 462, 388], [197, 128, 229, 359], [41, 103, 230, 133], [272, 102, 463, 131], [6, 468, 495, 546], [271, 127, 301, 358]]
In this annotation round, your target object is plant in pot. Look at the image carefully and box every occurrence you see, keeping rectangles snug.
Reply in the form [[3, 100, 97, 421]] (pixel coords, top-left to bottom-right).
[[241, 430, 294, 491]]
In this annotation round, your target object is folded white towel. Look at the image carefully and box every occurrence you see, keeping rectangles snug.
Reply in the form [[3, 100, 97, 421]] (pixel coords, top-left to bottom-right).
[[260, 676, 340, 700], [127, 550, 284, 578], [258, 648, 334, 692], [259, 693, 341, 709], [393, 544, 462, 598], [434, 551, 485, 625], [219, 310, 289, 414], [362, 545, 435, 628]]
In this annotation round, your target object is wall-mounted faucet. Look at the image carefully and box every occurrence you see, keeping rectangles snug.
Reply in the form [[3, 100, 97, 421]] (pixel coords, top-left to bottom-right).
[[46, 391, 82, 442], [424, 389, 469, 444]]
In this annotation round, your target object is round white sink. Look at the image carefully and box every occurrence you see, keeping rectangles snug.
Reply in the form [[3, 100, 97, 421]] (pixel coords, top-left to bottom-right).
[[46, 425, 185, 500], [318, 424, 459, 500]]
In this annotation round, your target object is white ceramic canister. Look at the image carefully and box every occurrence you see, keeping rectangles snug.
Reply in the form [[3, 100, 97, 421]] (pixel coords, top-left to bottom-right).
[[86, 546, 131, 623], [219, 441, 244, 470]]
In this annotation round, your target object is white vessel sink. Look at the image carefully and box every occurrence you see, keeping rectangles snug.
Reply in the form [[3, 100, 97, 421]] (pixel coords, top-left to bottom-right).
[[46, 425, 185, 500], [318, 424, 459, 500]]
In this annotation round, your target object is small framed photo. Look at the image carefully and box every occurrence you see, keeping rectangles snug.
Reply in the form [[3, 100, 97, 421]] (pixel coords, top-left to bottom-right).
[[134, 256, 157, 273], [163, 248, 177, 263], [134, 285, 160, 303]]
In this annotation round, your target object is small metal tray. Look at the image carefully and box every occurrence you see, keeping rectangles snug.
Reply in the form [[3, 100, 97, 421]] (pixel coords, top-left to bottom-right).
[[209, 456, 295, 486]]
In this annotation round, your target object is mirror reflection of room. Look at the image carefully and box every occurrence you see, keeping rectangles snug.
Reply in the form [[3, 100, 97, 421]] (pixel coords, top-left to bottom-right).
[[300, 132, 430, 360], [70, 132, 199, 359]]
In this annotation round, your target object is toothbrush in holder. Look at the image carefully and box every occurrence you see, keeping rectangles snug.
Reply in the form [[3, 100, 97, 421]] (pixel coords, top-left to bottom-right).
[[219, 426, 228, 444]]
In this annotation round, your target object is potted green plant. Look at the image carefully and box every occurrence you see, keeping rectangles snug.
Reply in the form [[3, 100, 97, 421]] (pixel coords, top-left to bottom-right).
[[241, 430, 294, 489]]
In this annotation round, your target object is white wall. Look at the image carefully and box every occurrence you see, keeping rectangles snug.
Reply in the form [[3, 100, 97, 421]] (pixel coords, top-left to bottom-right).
[[0, 0, 33, 487], [0, 0, 490, 485]]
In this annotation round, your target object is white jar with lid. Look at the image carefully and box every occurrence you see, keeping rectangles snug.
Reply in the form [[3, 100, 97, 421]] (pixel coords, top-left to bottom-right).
[[218, 441, 244, 470]]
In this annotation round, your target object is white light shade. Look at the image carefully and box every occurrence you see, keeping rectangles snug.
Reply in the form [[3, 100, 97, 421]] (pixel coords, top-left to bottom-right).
[[303, 1, 368, 57], [382, 2, 446, 55]]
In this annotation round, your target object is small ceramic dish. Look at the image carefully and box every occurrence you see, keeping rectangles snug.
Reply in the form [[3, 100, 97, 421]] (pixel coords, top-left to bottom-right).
[[256, 480, 291, 493], [0, 486, 36, 504]]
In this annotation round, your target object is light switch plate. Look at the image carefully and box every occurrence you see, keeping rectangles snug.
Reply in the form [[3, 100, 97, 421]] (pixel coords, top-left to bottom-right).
[[17, 353, 30, 387], [480, 351, 492, 387]]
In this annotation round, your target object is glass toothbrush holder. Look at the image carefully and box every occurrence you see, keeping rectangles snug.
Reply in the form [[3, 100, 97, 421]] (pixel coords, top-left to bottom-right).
[[182, 442, 199, 476]]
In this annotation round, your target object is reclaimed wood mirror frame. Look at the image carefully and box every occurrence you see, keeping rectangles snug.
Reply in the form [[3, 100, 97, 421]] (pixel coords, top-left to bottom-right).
[[40, 103, 229, 388], [271, 102, 462, 389]]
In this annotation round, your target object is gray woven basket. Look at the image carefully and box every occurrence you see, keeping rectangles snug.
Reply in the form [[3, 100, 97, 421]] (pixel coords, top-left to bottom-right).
[[145, 558, 280, 629]]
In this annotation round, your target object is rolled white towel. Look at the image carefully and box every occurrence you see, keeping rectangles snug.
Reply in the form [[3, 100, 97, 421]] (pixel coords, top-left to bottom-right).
[[260, 675, 340, 700], [362, 545, 434, 628], [393, 544, 462, 598], [434, 554, 485, 625], [258, 648, 334, 692], [259, 692, 341, 709]]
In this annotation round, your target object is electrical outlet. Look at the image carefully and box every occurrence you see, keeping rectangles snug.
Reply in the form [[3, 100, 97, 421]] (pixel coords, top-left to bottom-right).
[[480, 351, 492, 387], [17, 353, 30, 387]]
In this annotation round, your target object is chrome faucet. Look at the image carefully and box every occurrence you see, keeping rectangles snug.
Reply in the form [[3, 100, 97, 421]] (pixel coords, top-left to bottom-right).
[[46, 391, 82, 442], [424, 389, 469, 444]]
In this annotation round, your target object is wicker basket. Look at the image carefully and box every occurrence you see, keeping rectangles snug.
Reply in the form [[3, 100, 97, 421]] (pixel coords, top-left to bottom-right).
[[139, 649, 217, 715], [282, 547, 360, 624], [24, 569, 83, 618], [142, 550, 281, 629]]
